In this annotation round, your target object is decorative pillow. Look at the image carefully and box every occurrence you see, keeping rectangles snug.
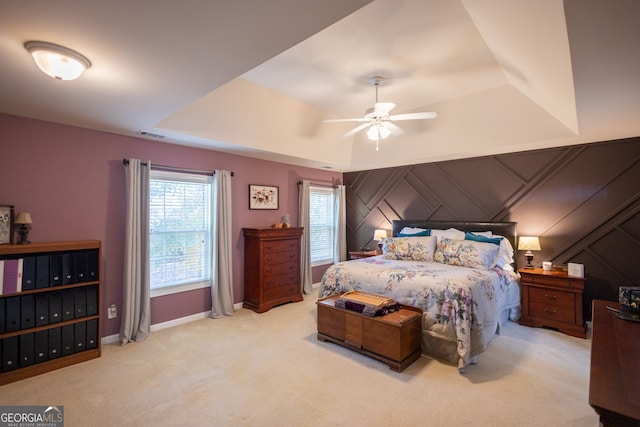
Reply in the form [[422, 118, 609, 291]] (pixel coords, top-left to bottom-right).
[[433, 237, 499, 270], [382, 236, 437, 261], [431, 228, 465, 240], [398, 227, 431, 236], [465, 231, 503, 246]]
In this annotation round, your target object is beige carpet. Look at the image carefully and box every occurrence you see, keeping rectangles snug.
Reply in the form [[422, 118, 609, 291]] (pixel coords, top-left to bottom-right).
[[2, 294, 599, 426]]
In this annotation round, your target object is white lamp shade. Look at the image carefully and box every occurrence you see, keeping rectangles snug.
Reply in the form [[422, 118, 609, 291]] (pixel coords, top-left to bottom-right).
[[373, 229, 387, 241], [518, 236, 541, 251], [25, 41, 91, 81]]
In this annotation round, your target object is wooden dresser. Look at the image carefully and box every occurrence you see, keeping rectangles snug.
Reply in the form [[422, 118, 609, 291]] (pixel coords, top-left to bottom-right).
[[518, 268, 586, 338], [589, 300, 640, 426], [242, 227, 303, 313]]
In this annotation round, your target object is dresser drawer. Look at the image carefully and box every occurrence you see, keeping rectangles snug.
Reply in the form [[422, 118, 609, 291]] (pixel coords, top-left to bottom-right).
[[529, 301, 575, 324], [263, 282, 299, 301], [528, 287, 575, 308], [264, 260, 297, 276], [263, 239, 298, 253], [263, 250, 297, 265], [264, 271, 298, 288]]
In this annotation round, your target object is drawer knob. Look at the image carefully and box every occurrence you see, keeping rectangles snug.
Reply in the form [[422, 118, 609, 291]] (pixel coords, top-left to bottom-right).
[[266, 257, 273, 262], [544, 309, 557, 314], [544, 294, 557, 300]]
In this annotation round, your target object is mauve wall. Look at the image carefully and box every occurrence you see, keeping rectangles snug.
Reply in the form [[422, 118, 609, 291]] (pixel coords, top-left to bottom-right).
[[345, 137, 640, 321], [0, 114, 341, 337]]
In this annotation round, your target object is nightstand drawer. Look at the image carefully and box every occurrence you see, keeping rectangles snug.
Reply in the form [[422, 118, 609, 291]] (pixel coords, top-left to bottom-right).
[[522, 275, 574, 288], [529, 301, 575, 324], [529, 287, 575, 308]]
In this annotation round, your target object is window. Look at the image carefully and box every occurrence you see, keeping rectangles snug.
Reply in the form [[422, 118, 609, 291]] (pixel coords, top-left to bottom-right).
[[149, 170, 213, 297], [309, 186, 335, 265]]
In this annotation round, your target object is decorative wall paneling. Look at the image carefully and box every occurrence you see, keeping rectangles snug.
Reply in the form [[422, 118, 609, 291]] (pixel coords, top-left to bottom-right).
[[344, 137, 640, 320]]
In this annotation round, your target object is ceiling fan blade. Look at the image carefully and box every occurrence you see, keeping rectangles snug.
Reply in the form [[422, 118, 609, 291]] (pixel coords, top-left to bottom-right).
[[382, 121, 404, 136], [324, 117, 369, 123], [373, 102, 395, 116], [389, 111, 438, 121], [342, 122, 372, 138]]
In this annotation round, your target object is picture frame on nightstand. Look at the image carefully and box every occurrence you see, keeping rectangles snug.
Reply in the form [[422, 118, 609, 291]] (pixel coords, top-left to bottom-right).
[[568, 262, 585, 278]]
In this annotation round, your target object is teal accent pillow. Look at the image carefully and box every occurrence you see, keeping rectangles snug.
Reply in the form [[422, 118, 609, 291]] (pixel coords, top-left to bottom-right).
[[398, 229, 431, 237], [465, 231, 503, 246]]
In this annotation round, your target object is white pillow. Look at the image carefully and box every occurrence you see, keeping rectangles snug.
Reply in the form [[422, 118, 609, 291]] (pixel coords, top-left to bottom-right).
[[494, 235, 515, 269], [399, 227, 428, 235], [431, 227, 465, 241]]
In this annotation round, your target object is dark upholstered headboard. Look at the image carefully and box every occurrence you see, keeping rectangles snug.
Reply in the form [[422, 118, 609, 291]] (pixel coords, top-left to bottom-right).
[[391, 220, 518, 263]]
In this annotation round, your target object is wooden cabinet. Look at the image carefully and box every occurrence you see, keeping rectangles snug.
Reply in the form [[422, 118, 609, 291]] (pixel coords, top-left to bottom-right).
[[242, 228, 303, 313], [519, 268, 586, 338], [0, 241, 101, 385], [589, 300, 640, 426]]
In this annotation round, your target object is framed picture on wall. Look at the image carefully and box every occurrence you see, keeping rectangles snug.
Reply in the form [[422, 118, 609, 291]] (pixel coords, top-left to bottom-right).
[[249, 185, 278, 210], [0, 204, 14, 244]]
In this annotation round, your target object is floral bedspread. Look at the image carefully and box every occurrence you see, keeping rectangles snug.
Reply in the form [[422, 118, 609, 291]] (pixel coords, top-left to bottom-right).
[[318, 256, 521, 369]]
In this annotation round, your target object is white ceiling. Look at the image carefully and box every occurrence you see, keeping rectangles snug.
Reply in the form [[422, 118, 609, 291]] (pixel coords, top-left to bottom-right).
[[1, 0, 639, 172]]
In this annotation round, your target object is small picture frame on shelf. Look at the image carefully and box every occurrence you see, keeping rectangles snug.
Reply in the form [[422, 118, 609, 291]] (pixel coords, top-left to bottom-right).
[[249, 185, 279, 210], [0, 204, 14, 244]]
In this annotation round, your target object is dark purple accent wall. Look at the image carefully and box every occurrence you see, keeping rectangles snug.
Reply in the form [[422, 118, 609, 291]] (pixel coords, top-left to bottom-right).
[[0, 114, 340, 336], [344, 137, 640, 320]]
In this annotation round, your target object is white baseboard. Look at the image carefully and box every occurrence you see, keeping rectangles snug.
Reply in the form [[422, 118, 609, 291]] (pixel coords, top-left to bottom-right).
[[101, 301, 245, 345]]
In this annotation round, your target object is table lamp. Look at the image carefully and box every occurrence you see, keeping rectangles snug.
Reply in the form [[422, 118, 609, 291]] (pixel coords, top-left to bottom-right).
[[14, 212, 32, 244], [373, 229, 387, 252], [518, 236, 541, 269]]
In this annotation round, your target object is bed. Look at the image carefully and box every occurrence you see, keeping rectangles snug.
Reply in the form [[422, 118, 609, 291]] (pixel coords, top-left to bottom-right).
[[318, 220, 521, 370]]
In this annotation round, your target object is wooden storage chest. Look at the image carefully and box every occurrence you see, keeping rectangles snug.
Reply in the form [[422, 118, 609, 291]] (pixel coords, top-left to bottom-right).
[[317, 294, 422, 372]]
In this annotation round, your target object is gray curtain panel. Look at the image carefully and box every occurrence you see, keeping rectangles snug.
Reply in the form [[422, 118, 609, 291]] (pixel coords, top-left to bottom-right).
[[298, 180, 313, 294], [120, 158, 151, 345], [211, 169, 235, 317]]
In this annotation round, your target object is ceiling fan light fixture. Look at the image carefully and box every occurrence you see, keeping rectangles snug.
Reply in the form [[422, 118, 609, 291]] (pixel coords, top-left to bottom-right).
[[24, 41, 91, 80], [367, 124, 391, 141]]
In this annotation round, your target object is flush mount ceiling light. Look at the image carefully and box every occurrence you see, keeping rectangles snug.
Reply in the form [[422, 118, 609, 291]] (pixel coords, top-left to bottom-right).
[[24, 41, 91, 80]]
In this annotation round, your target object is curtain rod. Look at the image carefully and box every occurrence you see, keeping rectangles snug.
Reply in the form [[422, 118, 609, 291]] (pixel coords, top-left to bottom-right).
[[297, 180, 338, 188], [122, 159, 234, 176]]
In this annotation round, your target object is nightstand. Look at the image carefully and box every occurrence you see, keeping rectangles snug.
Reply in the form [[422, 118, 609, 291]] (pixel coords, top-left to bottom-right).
[[518, 267, 586, 338], [348, 250, 379, 260]]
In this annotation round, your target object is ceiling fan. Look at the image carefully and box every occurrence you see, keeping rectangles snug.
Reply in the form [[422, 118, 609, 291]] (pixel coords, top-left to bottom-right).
[[324, 76, 437, 150]]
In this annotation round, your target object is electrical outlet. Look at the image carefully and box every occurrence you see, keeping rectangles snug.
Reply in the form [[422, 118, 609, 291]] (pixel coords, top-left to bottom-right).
[[108, 304, 117, 319]]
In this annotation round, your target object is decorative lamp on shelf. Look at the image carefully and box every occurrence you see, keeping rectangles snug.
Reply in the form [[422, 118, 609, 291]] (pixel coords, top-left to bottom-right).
[[373, 229, 387, 253], [518, 236, 541, 269], [14, 212, 33, 245]]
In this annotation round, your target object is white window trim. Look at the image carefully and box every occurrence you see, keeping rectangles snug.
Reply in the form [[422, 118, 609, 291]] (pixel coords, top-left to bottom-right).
[[309, 186, 335, 267], [149, 170, 213, 298], [150, 280, 210, 298]]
